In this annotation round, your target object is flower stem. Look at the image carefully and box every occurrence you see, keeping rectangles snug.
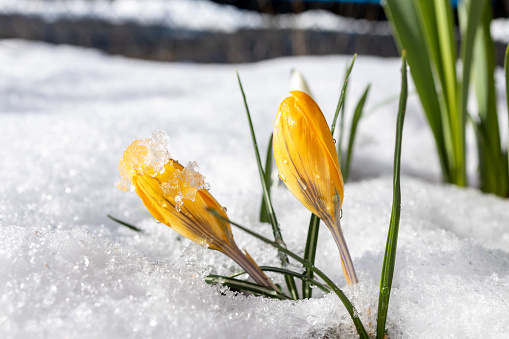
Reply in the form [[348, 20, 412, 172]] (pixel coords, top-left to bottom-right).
[[224, 244, 277, 290], [327, 218, 359, 285]]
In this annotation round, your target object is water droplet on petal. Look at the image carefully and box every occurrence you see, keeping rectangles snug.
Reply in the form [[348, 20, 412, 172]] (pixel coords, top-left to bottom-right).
[[297, 178, 307, 190], [222, 206, 228, 212], [314, 173, 320, 179], [332, 194, 341, 205], [278, 173, 286, 182], [282, 158, 288, 164], [158, 200, 168, 208], [333, 138, 337, 144]]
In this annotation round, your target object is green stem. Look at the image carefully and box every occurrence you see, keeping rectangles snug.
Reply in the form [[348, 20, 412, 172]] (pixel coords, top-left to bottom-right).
[[205, 275, 291, 300], [302, 214, 321, 299], [376, 50, 407, 339], [228, 266, 331, 294], [331, 55, 357, 135]]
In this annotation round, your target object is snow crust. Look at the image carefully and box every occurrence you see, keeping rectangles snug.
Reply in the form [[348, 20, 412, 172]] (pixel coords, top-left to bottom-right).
[[1, 39, 509, 338]]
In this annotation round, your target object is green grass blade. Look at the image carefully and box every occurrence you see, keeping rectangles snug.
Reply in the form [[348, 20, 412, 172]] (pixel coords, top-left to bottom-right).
[[415, 0, 445, 96], [228, 266, 331, 293], [209, 209, 369, 339], [506, 44, 509, 187], [284, 274, 299, 300], [434, 0, 458, 116], [470, 1, 506, 196], [376, 51, 408, 339], [107, 214, 144, 233], [454, 0, 488, 188], [343, 84, 371, 182], [259, 133, 274, 223], [384, 0, 450, 183], [302, 213, 321, 299], [236, 71, 298, 298], [337, 63, 350, 167], [468, 114, 499, 194], [236, 71, 283, 245], [205, 275, 291, 300], [331, 54, 356, 135]]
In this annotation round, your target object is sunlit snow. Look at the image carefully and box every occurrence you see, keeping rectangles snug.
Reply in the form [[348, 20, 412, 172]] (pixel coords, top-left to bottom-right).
[[1, 39, 508, 338]]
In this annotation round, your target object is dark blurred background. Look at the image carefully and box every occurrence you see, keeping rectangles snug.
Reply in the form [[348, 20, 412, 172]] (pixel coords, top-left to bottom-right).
[[0, 0, 508, 63]]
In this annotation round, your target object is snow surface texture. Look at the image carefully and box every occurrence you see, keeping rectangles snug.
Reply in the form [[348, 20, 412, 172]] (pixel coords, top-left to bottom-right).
[[1, 39, 509, 338]]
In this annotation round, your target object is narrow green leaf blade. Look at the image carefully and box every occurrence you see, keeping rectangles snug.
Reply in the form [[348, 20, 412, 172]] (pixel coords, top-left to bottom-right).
[[302, 213, 321, 299], [259, 133, 274, 223], [376, 51, 407, 339], [228, 266, 331, 293], [107, 214, 144, 233], [205, 275, 291, 300], [343, 84, 371, 182], [337, 63, 350, 168], [331, 54, 356, 135], [384, 0, 450, 182], [505, 44, 509, 187]]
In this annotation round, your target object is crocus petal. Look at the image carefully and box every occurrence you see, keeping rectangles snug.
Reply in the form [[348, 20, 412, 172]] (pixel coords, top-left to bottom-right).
[[118, 132, 275, 288], [273, 90, 344, 227], [273, 91, 358, 284]]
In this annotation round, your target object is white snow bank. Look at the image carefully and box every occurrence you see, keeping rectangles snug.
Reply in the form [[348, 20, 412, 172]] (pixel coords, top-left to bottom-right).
[[1, 40, 508, 338]]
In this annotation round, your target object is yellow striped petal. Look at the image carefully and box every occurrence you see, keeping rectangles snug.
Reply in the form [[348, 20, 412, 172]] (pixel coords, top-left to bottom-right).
[[118, 132, 275, 288], [273, 90, 344, 227], [273, 91, 358, 284]]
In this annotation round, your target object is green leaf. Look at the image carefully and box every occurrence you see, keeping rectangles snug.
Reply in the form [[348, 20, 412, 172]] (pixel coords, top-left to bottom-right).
[[259, 133, 274, 223], [107, 214, 144, 233], [343, 84, 370, 182], [331, 55, 356, 135], [376, 51, 407, 339], [470, 1, 506, 196], [384, 0, 450, 183], [302, 213, 321, 299], [228, 266, 331, 294], [505, 44, 509, 191], [205, 275, 291, 300]]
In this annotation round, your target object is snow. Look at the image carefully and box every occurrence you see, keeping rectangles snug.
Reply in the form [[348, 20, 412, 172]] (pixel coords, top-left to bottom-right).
[[1, 39, 509, 338]]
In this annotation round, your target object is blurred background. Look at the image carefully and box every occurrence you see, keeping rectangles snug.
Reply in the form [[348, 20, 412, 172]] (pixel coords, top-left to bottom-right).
[[0, 0, 508, 63]]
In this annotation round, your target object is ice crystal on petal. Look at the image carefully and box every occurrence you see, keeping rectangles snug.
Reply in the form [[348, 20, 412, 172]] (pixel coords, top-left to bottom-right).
[[117, 131, 171, 191], [161, 161, 207, 212]]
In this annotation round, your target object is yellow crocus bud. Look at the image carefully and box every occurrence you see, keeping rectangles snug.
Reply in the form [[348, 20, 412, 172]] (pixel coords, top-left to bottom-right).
[[118, 131, 275, 289], [273, 91, 358, 284]]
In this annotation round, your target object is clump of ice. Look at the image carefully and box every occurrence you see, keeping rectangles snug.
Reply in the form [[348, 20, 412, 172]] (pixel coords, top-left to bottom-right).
[[117, 131, 171, 192], [161, 161, 209, 212], [117, 130, 209, 212]]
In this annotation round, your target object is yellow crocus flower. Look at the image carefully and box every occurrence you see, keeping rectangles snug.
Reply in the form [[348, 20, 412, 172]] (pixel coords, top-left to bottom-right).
[[118, 132, 275, 289], [273, 91, 358, 284]]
